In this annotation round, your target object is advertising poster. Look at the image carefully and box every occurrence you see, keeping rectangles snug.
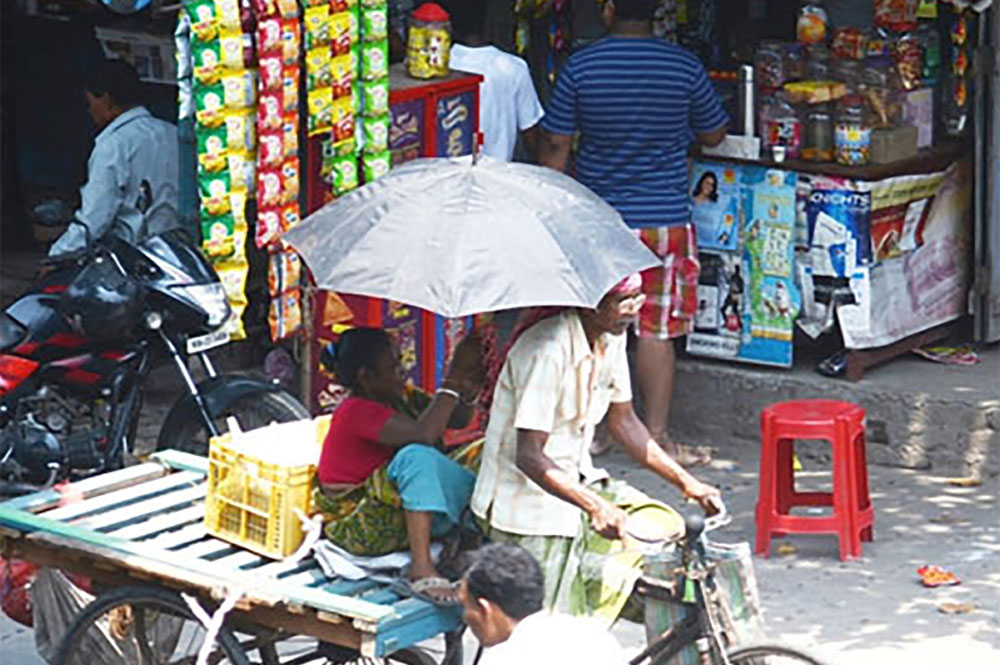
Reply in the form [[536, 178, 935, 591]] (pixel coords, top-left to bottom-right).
[[691, 162, 741, 251], [687, 164, 799, 367], [806, 188, 872, 278]]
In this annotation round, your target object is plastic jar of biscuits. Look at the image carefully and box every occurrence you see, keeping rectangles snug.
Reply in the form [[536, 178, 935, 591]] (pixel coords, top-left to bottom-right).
[[859, 57, 904, 128], [835, 95, 872, 166], [407, 3, 452, 79]]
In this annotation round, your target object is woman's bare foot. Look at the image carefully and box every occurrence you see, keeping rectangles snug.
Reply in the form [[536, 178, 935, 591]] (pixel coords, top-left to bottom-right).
[[409, 561, 459, 604], [660, 439, 712, 467]]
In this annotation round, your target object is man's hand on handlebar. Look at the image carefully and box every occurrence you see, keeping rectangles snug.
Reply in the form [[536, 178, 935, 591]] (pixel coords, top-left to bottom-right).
[[682, 479, 723, 516]]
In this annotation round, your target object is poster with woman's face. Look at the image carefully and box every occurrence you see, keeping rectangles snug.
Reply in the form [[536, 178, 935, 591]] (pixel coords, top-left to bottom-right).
[[690, 163, 740, 251]]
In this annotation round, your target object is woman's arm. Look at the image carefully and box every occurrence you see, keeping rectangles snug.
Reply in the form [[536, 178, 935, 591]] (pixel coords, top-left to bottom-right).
[[377, 390, 462, 448]]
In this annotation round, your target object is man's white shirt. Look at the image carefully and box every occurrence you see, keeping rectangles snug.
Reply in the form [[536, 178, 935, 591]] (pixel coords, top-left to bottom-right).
[[480, 612, 627, 665], [449, 44, 544, 162]]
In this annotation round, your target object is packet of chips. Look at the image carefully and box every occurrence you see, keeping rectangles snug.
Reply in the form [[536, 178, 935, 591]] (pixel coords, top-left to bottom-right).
[[218, 28, 247, 69], [200, 171, 232, 216], [281, 17, 301, 66], [361, 78, 389, 116], [331, 11, 352, 55], [269, 290, 303, 341], [229, 189, 248, 227], [304, 4, 331, 50], [256, 207, 282, 248], [330, 53, 355, 99], [196, 84, 226, 127], [201, 213, 236, 257], [260, 55, 283, 92], [259, 131, 284, 168], [361, 0, 384, 7], [282, 115, 299, 158], [361, 40, 389, 81], [268, 247, 302, 295], [227, 302, 247, 340], [258, 90, 283, 130], [215, 0, 241, 29], [187, 0, 218, 42], [193, 38, 222, 85], [331, 155, 359, 195], [363, 150, 391, 182], [307, 87, 334, 135], [276, 0, 298, 19], [226, 152, 255, 192], [258, 16, 282, 55], [280, 202, 301, 232], [216, 258, 250, 304], [331, 96, 356, 144], [224, 110, 256, 151], [196, 125, 227, 173], [348, 8, 360, 43], [282, 66, 300, 112], [306, 47, 333, 90], [281, 158, 300, 203], [362, 5, 388, 42], [258, 168, 284, 208], [362, 115, 390, 154], [222, 70, 256, 109]]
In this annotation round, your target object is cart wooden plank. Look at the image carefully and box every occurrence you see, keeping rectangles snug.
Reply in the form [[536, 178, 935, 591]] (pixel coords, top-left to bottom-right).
[[109, 504, 205, 541], [145, 521, 208, 549], [43, 471, 202, 522], [2, 462, 170, 514], [76, 484, 207, 532]]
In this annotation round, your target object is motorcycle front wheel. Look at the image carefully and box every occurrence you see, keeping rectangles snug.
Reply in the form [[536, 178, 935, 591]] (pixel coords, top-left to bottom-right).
[[156, 389, 309, 457]]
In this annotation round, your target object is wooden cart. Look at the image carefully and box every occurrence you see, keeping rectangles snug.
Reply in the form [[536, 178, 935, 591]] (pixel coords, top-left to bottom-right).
[[0, 450, 465, 665]]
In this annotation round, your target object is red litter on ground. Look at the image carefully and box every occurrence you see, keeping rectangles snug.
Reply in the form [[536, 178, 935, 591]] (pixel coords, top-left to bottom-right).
[[917, 565, 961, 587]]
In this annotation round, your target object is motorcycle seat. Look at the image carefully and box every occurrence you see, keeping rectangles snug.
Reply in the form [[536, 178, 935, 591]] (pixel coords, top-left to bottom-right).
[[0, 312, 26, 352]]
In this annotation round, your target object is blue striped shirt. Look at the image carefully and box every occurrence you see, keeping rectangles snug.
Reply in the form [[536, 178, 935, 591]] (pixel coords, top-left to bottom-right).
[[543, 38, 729, 228]]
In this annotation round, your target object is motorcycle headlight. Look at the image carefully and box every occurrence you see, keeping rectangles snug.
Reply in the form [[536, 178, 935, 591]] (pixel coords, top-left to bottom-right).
[[172, 283, 230, 328]]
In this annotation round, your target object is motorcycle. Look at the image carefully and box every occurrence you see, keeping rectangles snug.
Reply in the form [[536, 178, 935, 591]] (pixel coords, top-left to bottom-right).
[[0, 225, 308, 495]]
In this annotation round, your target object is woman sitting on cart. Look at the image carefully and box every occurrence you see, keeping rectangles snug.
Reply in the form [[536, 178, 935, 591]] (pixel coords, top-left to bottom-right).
[[315, 327, 484, 605]]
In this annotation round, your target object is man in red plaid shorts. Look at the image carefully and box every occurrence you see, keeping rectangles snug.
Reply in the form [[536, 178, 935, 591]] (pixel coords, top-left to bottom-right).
[[537, 0, 727, 464]]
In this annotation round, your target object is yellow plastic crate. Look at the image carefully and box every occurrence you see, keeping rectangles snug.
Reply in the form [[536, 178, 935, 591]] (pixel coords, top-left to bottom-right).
[[204, 416, 331, 559]]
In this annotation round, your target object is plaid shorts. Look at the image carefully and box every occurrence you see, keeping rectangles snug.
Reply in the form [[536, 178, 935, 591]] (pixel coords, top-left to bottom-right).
[[634, 224, 700, 340]]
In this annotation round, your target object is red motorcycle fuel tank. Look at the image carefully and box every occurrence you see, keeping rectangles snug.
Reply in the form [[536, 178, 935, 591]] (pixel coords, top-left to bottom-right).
[[0, 355, 39, 395]]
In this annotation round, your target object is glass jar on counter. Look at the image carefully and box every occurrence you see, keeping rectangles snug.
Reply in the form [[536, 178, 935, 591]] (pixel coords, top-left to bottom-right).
[[761, 92, 803, 160], [835, 95, 872, 166], [755, 40, 787, 91], [803, 103, 834, 162], [859, 57, 904, 128]]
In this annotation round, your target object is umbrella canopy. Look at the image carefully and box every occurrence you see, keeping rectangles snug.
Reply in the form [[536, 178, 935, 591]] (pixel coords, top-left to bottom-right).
[[283, 155, 660, 318]]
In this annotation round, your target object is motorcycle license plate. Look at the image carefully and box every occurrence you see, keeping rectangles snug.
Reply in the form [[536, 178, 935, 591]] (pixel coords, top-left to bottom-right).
[[186, 329, 229, 355]]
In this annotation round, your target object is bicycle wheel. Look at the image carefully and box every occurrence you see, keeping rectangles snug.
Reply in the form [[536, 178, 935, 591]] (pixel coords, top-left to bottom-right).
[[725, 642, 830, 665], [53, 586, 250, 665]]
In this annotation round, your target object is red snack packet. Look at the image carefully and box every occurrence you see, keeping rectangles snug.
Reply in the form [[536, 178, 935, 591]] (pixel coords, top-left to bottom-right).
[[258, 90, 283, 131], [258, 17, 282, 56], [259, 131, 284, 168], [260, 55, 283, 92], [258, 169, 284, 208], [256, 207, 282, 248]]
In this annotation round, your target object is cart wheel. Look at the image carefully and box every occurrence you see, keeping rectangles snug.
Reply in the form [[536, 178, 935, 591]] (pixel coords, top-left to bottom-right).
[[52, 585, 251, 665]]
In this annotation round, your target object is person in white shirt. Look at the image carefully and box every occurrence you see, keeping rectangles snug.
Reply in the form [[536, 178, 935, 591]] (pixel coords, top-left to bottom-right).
[[444, 0, 544, 161], [458, 543, 627, 665], [49, 60, 180, 258]]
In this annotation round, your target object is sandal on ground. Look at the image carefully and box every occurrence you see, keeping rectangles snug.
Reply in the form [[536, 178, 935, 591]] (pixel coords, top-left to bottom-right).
[[667, 443, 713, 468], [392, 576, 461, 607]]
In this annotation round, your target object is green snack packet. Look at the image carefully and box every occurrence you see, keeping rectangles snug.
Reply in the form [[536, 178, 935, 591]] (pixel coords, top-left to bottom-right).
[[362, 78, 390, 117], [201, 213, 236, 258], [351, 81, 362, 115], [348, 6, 360, 42], [361, 5, 388, 42], [332, 155, 359, 195], [194, 82, 226, 127], [361, 0, 384, 8], [185, 0, 218, 42], [196, 125, 227, 172], [362, 150, 391, 182], [199, 171, 232, 217], [361, 40, 389, 81], [192, 36, 222, 85], [363, 115, 390, 154]]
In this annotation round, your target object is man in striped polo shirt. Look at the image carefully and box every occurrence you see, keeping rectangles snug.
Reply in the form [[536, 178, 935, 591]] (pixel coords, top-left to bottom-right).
[[538, 0, 727, 466]]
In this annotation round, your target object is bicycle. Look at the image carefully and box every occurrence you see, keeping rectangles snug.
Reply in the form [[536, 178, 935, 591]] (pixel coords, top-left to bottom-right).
[[629, 503, 828, 665]]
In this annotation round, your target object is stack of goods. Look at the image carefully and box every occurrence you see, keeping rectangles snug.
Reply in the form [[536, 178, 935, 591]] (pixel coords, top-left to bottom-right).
[[256, 0, 304, 342], [360, 1, 392, 181], [185, 0, 257, 339], [512, 0, 571, 85]]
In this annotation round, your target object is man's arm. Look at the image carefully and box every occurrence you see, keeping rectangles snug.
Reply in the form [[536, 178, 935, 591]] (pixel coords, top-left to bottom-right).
[[520, 124, 541, 162], [605, 401, 721, 513], [537, 130, 573, 172], [49, 142, 123, 257], [516, 429, 627, 539], [698, 126, 727, 147]]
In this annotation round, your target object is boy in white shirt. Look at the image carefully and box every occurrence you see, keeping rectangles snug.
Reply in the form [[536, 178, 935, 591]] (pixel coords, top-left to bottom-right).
[[444, 0, 544, 161]]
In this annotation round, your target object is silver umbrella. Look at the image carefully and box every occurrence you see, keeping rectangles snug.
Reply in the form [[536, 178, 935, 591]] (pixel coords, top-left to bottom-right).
[[283, 156, 659, 318]]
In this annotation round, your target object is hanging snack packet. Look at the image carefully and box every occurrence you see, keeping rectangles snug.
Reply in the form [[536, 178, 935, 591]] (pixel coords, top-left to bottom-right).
[[307, 87, 334, 135], [331, 155, 359, 195], [304, 4, 331, 50], [267, 249, 283, 296], [230, 189, 248, 227], [231, 222, 248, 261], [362, 5, 388, 42], [200, 171, 232, 216], [362, 78, 389, 116], [227, 301, 247, 340], [195, 83, 226, 127], [227, 152, 256, 192], [256, 207, 282, 248], [330, 53, 355, 99], [282, 67, 300, 113], [284, 250, 301, 288], [331, 11, 353, 55], [219, 28, 247, 70], [222, 70, 256, 109], [281, 17, 301, 66], [258, 90, 283, 131], [276, 0, 298, 19], [282, 115, 299, 158], [329, 0, 349, 11], [224, 110, 256, 152], [361, 40, 389, 81], [258, 16, 283, 55], [281, 158, 300, 203], [201, 213, 236, 257], [280, 202, 301, 232], [196, 125, 227, 172], [214, 0, 241, 29], [331, 96, 356, 144], [281, 291, 303, 339], [348, 7, 360, 43], [216, 259, 250, 304], [260, 55, 283, 92], [361, 0, 384, 7], [259, 131, 284, 168], [320, 138, 337, 177], [186, 0, 218, 42], [193, 38, 222, 85], [306, 47, 333, 90], [362, 115, 390, 154], [363, 150, 391, 182], [258, 168, 284, 207]]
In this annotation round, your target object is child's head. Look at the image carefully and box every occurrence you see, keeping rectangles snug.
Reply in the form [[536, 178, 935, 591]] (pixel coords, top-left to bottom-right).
[[325, 327, 403, 401]]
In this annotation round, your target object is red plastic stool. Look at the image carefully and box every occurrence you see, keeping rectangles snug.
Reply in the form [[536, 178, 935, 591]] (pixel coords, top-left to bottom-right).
[[754, 400, 873, 561]]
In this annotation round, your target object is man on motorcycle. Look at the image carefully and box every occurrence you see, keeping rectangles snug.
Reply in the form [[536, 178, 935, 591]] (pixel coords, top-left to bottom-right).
[[48, 59, 180, 258]]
